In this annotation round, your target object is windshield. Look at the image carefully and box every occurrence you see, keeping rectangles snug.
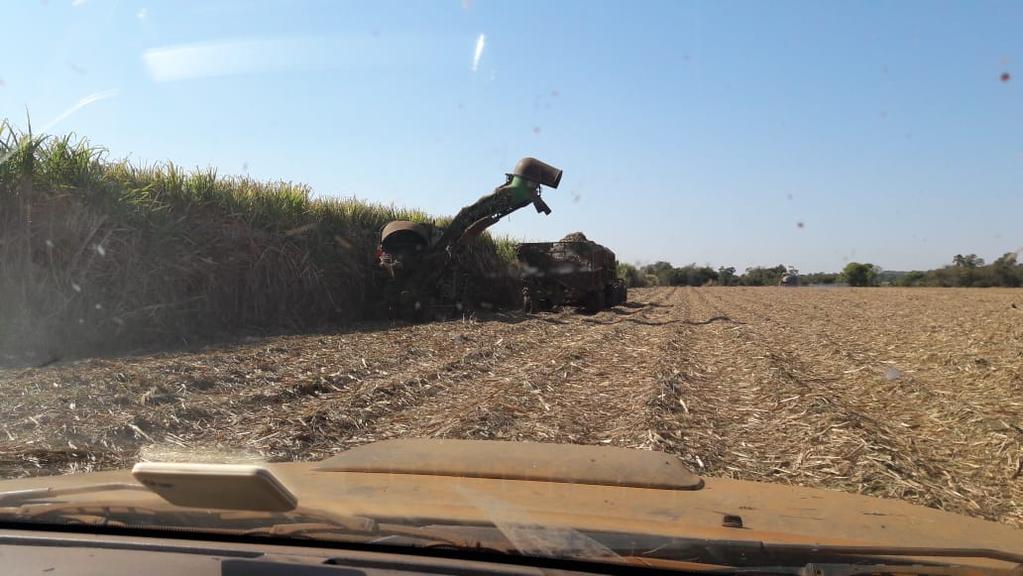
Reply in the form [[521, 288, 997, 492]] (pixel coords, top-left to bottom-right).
[[1, 0, 1022, 572]]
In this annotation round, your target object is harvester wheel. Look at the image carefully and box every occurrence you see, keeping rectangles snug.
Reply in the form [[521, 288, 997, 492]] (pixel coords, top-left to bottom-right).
[[613, 280, 628, 305], [584, 290, 605, 313], [522, 286, 535, 313]]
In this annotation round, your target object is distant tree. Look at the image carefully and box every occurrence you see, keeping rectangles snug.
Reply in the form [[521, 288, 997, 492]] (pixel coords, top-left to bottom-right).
[[740, 265, 787, 286], [643, 261, 673, 274], [797, 252, 1022, 289], [661, 267, 681, 286], [685, 265, 718, 286], [642, 261, 675, 286], [717, 266, 738, 286], [841, 262, 878, 287], [993, 252, 1018, 266], [876, 270, 910, 285], [639, 262, 721, 287], [929, 266, 959, 287], [616, 262, 647, 288], [946, 253, 993, 286], [953, 254, 985, 268], [894, 270, 927, 287], [991, 252, 1022, 287], [802, 272, 839, 285]]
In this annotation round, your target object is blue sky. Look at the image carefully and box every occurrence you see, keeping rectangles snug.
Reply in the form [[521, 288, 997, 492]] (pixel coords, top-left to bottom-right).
[[3, 0, 1021, 271]]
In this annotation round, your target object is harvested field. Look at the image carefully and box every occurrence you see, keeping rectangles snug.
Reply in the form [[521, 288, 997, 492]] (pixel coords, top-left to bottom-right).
[[2, 287, 1022, 527]]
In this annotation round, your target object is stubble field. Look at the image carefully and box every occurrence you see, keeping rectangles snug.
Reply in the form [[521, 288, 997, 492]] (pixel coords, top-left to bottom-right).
[[2, 287, 1021, 526]]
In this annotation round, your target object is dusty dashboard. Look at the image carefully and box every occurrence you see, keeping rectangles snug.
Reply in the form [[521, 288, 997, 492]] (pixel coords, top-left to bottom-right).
[[0, 527, 621, 576]]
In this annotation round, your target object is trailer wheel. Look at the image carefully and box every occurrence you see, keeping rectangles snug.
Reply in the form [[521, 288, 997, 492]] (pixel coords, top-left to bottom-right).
[[522, 286, 535, 313], [458, 273, 478, 316], [613, 280, 627, 305]]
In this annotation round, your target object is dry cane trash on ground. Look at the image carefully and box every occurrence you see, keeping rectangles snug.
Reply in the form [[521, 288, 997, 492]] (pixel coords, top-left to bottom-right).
[[1, 287, 1021, 528]]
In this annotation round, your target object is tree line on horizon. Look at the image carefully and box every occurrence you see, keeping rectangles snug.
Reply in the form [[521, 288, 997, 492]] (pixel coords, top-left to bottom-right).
[[616, 252, 1023, 288]]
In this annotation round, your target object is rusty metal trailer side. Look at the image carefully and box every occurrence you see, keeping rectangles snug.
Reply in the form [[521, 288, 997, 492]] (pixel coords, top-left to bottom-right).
[[517, 241, 625, 312]]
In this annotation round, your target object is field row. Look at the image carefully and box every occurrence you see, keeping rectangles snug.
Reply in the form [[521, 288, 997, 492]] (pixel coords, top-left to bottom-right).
[[2, 287, 1021, 526]]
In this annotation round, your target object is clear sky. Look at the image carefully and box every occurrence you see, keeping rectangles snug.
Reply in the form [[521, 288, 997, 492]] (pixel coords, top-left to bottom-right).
[[3, 0, 1021, 272]]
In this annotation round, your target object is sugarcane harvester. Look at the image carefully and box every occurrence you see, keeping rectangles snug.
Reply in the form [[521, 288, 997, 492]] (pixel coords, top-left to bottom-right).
[[376, 157, 562, 320]]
